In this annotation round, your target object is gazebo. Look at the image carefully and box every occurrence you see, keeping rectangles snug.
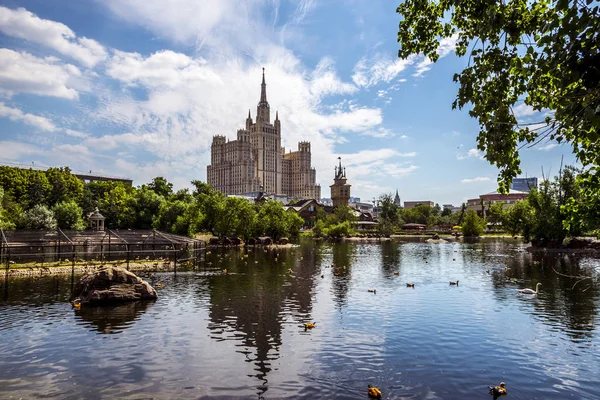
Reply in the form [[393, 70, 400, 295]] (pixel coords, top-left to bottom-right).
[[88, 208, 106, 231]]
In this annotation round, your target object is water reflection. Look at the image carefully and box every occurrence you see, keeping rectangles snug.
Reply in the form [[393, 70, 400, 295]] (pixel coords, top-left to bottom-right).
[[75, 301, 153, 334], [0, 238, 598, 399], [205, 242, 321, 396]]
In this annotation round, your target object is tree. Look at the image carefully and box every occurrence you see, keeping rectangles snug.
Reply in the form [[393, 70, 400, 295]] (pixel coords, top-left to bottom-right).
[[46, 167, 84, 205], [130, 186, 165, 229], [21, 204, 57, 230], [147, 176, 173, 198], [396, 0, 600, 224], [503, 200, 534, 239], [487, 202, 505, 229], [378, 193, 400, 234], [0, 187, 15, 230], [461, 210, 484, 237], [52, 201, 86, 230]]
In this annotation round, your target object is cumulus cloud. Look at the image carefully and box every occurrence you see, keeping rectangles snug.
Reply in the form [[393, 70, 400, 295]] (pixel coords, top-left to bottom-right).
[[0, 141, 41, 160], [0, 6, 107, 67], [0, 102, 56, 132], [537, 142, 557, 151], [0, 49, 80, 99], [456, 148, 484, 160], [352, 55, 416, 87], [461, 176, 490, 183]]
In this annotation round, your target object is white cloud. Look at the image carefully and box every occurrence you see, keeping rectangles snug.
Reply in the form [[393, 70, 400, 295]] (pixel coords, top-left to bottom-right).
[[0, 49, 80, 99], [0, 6, 107, 67], [0, 102, 56, 131], [352, 55, 416, 87], [360, 127, 395, 138], [461, 176, 490, 183], [65, 129, 89, 138], [457, 148, 484, 160], [513, 103, 537, 117], [0, 141, 41, 160], [400, 135, 408, 139], [537, 142, 557, 151], [309, 57, 357, 97]]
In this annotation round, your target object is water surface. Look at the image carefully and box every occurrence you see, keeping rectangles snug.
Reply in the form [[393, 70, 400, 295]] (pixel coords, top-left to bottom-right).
[[1, 238, 599, 399]]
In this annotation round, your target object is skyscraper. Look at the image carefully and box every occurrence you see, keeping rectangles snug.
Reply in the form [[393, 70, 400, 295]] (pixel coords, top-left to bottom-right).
[[207, 69, 320, 199]]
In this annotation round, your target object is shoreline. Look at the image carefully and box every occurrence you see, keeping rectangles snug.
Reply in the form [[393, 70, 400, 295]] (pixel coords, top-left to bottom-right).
[[0, 261, 179, 280]]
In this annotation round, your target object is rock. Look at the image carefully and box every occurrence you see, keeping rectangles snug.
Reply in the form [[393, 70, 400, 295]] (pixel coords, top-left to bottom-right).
[[72, 266, 157, 305]]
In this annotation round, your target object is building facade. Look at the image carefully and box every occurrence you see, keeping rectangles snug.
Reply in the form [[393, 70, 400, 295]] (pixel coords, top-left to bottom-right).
[[403, 200, 434, 209], [510, 177, 538, 192], [330, 157, 351, 207], [207, 69, 320, 199], [466, 189, 528, 217]]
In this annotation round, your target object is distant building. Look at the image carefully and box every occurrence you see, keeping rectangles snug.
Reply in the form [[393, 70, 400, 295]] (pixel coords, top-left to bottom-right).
[[207, 69, 320, 199], [511, 177, 538, 192], [394, 189, 401, 206], [404, 200, 434, 209], [467, 189, 528, 217], [348, 196, 361, 203], [330, 157, 351, 207], [349, 201, 373, 213], [443, 204, 462, 214]]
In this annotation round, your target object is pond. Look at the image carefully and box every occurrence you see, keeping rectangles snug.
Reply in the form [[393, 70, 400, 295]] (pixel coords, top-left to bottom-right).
[[1, 238, 599, 399]]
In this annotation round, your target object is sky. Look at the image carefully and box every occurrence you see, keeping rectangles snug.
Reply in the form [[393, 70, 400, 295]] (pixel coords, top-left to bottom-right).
[[0, 0, 576, 205]]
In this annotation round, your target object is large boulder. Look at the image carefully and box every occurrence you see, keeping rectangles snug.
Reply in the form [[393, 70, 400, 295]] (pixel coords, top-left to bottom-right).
[[72, 266, 157, 305]]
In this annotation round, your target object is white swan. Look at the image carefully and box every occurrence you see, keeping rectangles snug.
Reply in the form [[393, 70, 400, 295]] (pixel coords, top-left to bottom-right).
[[518, 282, 541, 295]]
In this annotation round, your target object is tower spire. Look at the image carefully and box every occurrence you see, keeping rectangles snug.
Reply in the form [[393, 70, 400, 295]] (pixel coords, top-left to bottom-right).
[[260, 67, 267, 104]]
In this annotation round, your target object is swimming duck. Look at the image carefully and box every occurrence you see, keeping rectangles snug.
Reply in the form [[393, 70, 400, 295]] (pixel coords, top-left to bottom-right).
[[394, 271, 400, 275], [156, 283, 164, 288], [488, 382, 507, 398], [304, 322, 315, 330], [73, 302, 81, 310], [449, 280, 459, 286], [368, 384, 382, 399], [223, 269, 228, 274], [367, 289, 377, 294], [406, 283, 415, 288]]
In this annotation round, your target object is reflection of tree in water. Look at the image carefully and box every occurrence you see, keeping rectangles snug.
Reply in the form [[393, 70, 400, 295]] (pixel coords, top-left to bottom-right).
[[487, 242, 599, 341], [329, 240, 356, 308], [206, 242, 319, 397], [2, 275, 71, 304], [380, 240, 402, 276], [75, 301, 153, 334]]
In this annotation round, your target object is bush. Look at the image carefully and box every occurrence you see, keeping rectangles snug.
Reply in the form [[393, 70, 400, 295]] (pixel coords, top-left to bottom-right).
[[22, 204, 57, 230], [461, 210, 484, 237], [53, 200, 86, 230]]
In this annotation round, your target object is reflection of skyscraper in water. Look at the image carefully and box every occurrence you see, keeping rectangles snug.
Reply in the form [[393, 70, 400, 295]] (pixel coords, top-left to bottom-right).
[[206, 247, 320, 396]]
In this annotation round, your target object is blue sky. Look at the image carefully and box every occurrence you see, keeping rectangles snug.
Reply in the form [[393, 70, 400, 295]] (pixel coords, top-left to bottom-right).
[[0, 0, 576, 205]]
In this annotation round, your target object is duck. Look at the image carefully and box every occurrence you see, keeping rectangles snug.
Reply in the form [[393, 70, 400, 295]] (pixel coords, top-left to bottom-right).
[[406, 283, 415, 288], [488, 382, 507, 398], [367, 289, 377, 294], [222, 268, 228, 274], [304, 322, 315, 330], [518, 282, 541, 295], [156, 283, 164, 288], [393, 271, 400, 276], [287, 268, 293, 274], [449, 280, 459, 286], [368, 384, 382, 399], [73, 301, 81, 310]]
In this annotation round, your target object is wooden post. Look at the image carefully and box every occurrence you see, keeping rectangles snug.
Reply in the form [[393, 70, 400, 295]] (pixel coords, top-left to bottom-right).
[[173, 249, 177, 274], [126, 244, 130, 270]]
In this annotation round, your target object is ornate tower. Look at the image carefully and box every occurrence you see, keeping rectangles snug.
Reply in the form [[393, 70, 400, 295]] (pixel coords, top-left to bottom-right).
[[256, 68, 270, 124], [330, 157, 351, 207], [394, 189, 401, 206]]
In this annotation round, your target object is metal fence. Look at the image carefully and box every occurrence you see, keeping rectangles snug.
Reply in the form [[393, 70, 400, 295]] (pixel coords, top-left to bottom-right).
[[1, 229, 206, 273]]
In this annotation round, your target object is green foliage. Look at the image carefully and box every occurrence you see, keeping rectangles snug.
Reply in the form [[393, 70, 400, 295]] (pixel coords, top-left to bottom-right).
[[46, 167, 84, 205], [147, 176, 173, 198], [461, 210, 484, 237], [396, 0, 600, 225], [0, 187, 15, 230], [52, 201, 86, 230], [378, 193, 400, 235], [22, 204, 57, 230], [502, 200, 534, 239], [129, 186, 165, 229], [487, 202, 506, 228], [255, 200, 302, 240], [325, 221, 353, 238], [214, 196, 257, 239]]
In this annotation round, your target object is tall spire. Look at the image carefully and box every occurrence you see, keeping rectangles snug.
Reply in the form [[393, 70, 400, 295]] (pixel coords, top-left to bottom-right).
[[248, 109, 251, 119], [260, 67, 267, 104]]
